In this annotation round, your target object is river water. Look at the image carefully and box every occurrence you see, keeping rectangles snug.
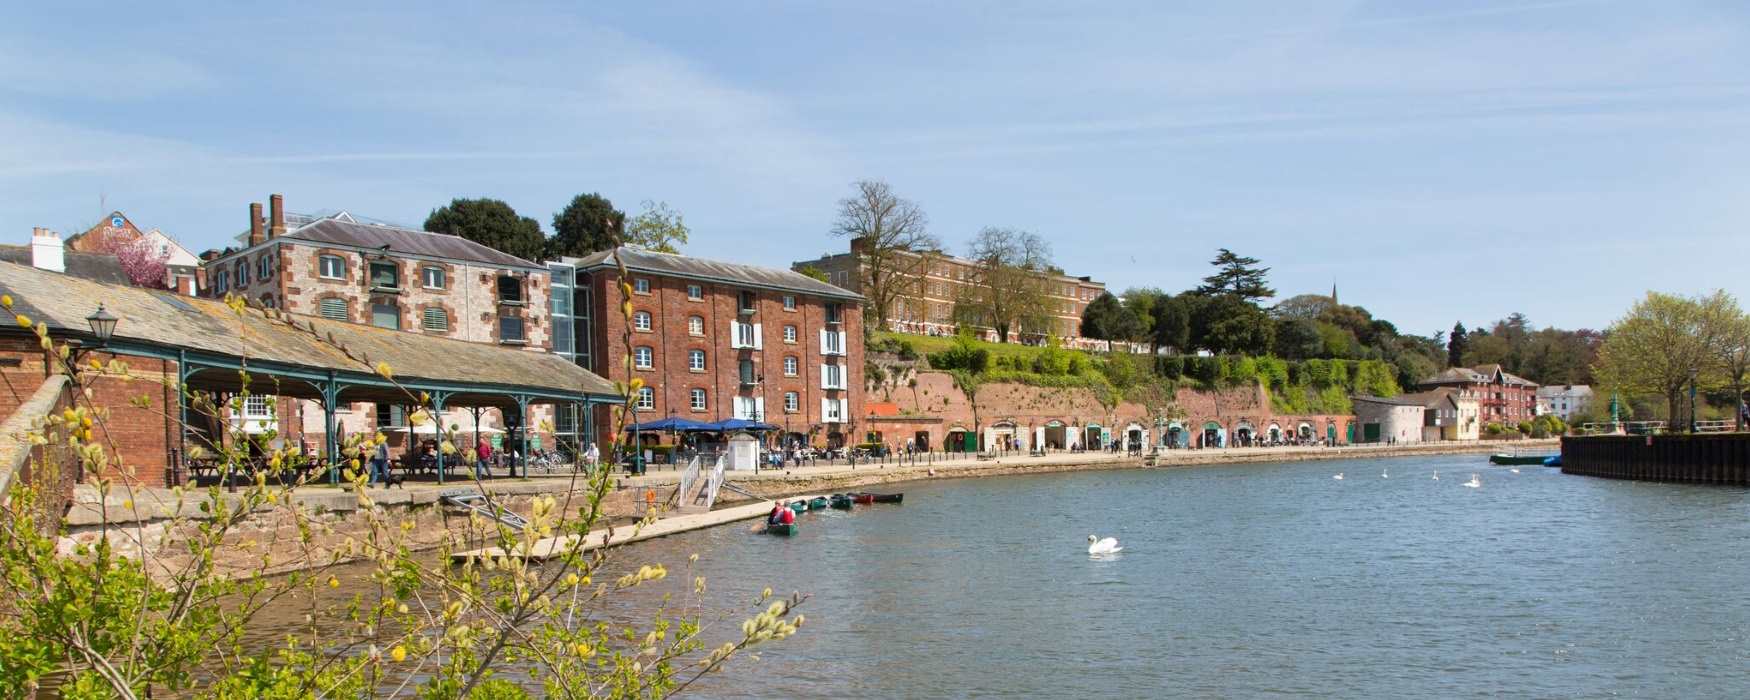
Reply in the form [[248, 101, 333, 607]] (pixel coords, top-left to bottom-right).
[[626, 454, 1750, 698]]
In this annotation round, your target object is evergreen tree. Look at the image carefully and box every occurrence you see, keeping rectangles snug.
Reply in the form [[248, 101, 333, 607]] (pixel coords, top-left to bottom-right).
[[1079, 292, 1140, 351], [1448, 322, 1469, 367], [548, 193, 626, 258], [1195, 248, 1275, 301], [423, 198, 547, 262]]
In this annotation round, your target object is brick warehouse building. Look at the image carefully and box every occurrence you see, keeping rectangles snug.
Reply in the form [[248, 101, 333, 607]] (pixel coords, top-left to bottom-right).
[[198, 195, 559, 453], [793, 236, 1106, 347], [1417, 364, 1539, 426], [556, 247, 864, 452]]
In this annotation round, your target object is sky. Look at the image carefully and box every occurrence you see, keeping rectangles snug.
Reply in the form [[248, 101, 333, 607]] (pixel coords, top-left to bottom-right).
[[3, 0, 1748, 336]]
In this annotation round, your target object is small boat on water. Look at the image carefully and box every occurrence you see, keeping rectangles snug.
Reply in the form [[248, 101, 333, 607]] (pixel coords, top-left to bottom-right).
[[1542, 455, 1562, 467], [847, 492, 904, 504], [1489, 453, 1553, 466], [829, 494, 854, 510], [808, 496, 830, 511], [788, 501, 808, 514], [851, 493, 875, 505], [764, 523, 798, 536]]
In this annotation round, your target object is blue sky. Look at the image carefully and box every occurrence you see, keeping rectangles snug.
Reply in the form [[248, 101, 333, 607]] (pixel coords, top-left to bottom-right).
[[3, 0, 1747, 335]]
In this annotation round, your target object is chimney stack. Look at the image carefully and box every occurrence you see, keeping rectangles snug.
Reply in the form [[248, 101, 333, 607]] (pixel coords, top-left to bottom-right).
[[269, 193, 286, 238], [249, 202, 266, 246], [30, 227, 65, 273]]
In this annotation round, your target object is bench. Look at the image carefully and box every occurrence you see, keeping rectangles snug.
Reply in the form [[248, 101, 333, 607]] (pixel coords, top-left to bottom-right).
[[976, 453, 996, 461]]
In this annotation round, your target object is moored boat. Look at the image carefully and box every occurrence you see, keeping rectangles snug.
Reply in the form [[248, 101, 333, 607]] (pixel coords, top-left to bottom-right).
[[868, 492, 904, 504], [808, 496, 830, 510], [1542, 455, 1562, 467], [788, 501, 808, 514], [1490, 454, 1552, 465], [850, 493, 876, 505], [764, 523, 798, 536], [829, 494, 853, 509]]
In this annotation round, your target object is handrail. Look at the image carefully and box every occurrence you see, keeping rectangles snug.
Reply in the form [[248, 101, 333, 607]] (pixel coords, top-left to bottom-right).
[[0, 374, 72, 505], [701, 455, 726, 509], [674, 456, 701, 506]]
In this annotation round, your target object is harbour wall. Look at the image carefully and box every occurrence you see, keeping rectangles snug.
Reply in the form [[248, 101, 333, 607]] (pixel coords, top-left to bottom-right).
[[1561, 434, 1750, 486]]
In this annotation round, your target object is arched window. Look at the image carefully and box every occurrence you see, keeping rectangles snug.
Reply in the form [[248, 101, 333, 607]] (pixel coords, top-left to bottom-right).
[[633, 311, 652, 331], [687, 315, 704, 335], [634, 346, 654, 369], [783, 356, 799, 376]]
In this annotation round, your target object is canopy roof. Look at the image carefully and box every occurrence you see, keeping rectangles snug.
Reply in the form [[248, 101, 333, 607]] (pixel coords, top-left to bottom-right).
[[0, 261, 617, 408]]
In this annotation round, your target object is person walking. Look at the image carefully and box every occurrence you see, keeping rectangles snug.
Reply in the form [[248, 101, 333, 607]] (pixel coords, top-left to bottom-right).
[[583, 441, 600, 473], [370, 439, 390, 487], [475, 436, 493, 480]]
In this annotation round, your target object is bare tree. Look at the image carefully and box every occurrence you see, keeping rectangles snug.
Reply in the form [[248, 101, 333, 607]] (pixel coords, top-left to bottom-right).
[[831, 180, 938, 331], [963, 227, 1053, 343]]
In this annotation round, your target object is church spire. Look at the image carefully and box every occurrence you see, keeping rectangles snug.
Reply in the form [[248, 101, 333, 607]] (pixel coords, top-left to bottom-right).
[[1330, 282, 1338, 306]]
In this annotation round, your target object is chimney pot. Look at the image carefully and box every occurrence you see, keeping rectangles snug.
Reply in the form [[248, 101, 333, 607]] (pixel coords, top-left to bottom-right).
[[269, 193, 286, 238], [249, 202, 266, 246]]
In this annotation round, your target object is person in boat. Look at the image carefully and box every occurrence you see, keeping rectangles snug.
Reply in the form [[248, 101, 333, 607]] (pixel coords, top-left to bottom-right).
[[768, 501, 786, 525], [776, 502, 796, 526]]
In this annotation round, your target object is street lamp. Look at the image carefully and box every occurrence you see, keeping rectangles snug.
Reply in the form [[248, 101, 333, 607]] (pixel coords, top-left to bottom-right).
[[1689, 367, 1700, 433], [87, 303, 118, 343]]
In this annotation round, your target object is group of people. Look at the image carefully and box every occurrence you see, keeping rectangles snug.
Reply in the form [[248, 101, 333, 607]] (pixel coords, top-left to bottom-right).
[[767, 501, 796, 526]]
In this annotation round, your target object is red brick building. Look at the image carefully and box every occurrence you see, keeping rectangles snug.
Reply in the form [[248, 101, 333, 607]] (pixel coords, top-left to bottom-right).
[[1418, 364, 1539, 426], [558, 247, 864, 451]]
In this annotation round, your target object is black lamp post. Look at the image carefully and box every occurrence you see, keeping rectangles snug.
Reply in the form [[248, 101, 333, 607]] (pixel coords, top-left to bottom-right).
[[68, 303, 120, 370]]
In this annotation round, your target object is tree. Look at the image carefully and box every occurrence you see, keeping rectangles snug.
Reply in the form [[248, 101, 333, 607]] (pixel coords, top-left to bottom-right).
[[1119, 288, 1161, 343], [423, 197, 547, 262], [101, 236, 171, 289], [1079, 292, 1139, 351], [831, 180, 937, 331], [962, 227, 1053, 343], [1152, 295, 1191, 354], [1195, 248, 1274, 301], [1272, 317, 1323, 360], [796, 265, 830, 283], [1715, 299, 1750, 430], [1272, 293, 1335, 320], [1594, 290, 1735, 425], [1448, 322, 1469, 367], [624, 200, 690, 253], [1192, 295, 1274, 355], [548, 192, 626, 258]]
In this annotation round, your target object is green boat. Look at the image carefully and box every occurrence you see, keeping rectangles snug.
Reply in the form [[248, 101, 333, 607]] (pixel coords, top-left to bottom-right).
[[764, 523, 798, 536], [1490, 453, 1553, 465], [787, 501, 808, 514], [829, 494, 853, 510], [808, 496, 830, 511]]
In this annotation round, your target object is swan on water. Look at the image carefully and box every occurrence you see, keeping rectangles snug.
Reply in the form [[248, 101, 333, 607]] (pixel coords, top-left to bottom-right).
[[1510, 468, 1520, 474], [1463, 473, 1482, 488], [1087, 535, 1123, 555], [1381, 468, 1389, 479], [1432, 470, 1439, 481], [1333, 473, 1344, 480]]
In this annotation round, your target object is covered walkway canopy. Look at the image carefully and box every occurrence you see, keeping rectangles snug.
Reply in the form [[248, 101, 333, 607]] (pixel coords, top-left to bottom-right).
[[0, 261, 621, 483]]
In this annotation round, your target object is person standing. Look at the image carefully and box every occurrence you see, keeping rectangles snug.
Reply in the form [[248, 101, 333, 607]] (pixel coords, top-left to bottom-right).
[[583, 441, 600, 473], [475, 436, 493, 480], [370, 439, 390, 487]]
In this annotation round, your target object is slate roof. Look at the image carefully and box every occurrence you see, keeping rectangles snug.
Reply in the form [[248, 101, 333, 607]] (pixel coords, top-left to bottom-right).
[[0, 246, 131, 285], [1420, 365, 1538, 388], [0, 261, 616, 400], [1352, 394, 1424, 407], [568, 247, 861, 301], [278, 218, 543, 270], [1398, 387, 1472, 409]]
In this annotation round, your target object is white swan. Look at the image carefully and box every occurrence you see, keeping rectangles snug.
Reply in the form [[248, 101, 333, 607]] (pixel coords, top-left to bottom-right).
[[1333, 473, 1344, 480], [1381, 468, 1389, 479], [1432, 470, 1439, 481], [1509, 468, 1520, 474], [1087, 535, 1122, 555], [1463, 473, 1481, 488]]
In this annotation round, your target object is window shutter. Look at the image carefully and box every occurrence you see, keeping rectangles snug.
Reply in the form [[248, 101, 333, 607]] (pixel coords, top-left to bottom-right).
[[753, 323, 763, 349], [820, 364, 828, 389], [837, 331, 848, 355], [729, 320, 738, 347], [838, 398, 849, 421], [755, 396, 765, 416], [821, 397, 830, 420], [819, 328, 827, 350]]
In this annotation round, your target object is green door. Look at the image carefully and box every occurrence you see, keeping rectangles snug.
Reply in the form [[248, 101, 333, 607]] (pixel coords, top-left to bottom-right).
[[1327, 424, 1337, 444], [1362, 423, 1381, 443], [963, 431, 978, 452]]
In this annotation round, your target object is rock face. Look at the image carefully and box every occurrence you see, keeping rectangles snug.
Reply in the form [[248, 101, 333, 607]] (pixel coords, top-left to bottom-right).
[[866, 369, 1354, 452]]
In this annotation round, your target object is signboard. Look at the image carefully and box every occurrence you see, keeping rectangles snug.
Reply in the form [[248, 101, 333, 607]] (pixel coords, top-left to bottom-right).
[[489, 434, 503, 449]]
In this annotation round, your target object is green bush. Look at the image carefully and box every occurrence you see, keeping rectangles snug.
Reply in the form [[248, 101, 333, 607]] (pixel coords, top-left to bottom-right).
[[927, 333, 990, 373], [1156, 355, 1184, 379]]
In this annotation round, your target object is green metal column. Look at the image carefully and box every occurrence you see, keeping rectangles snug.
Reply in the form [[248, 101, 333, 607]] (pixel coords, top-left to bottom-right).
[[515, 395, 532, 478], [430, 390, 450, 485], [321, 376, 341, 485]]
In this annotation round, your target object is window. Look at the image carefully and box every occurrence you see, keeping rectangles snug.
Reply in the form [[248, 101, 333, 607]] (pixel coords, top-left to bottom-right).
[[319, 298, 347, 321], [637, 387, 655, 410], [634, 346, 654, 369], [739, 359, 757, 386], [500, 315, 526, 343], [634, 311, 652, 331], [823, 397, 844, 422], [421, 307, 448, 332], [634, 278, 651, 294], [551, 290, 571, 316], [687, 315, 704, 335], [738, 290, 756, 314], [549, 265, 572, 287], [733, 396, 763, 420], [371, 302, 400, 330], [369, 262, 399, 290], [822, 363, 844, 390], [375, 403, 404, 428], [687, 284, 703, 300], [257, 255, 272, 280], [825, 303, 842, 324], [554, 317, 574, 354], [783, 356, 799, 376], [243, 395, 272, 419], [783, 295, 796, 311], [319, 255, 345, 280], [422, 266, 445, 289], [214, 270, 227, 293], [822, 329, 845, 356], [237, 263, 249, 286], [690, 388, 707, 411], [784, 325, 798, 343], [688, 349, 706, 371], [497, 275, 523, 304], [733, 321, 759, 349], [784, 392, 799, 413]]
